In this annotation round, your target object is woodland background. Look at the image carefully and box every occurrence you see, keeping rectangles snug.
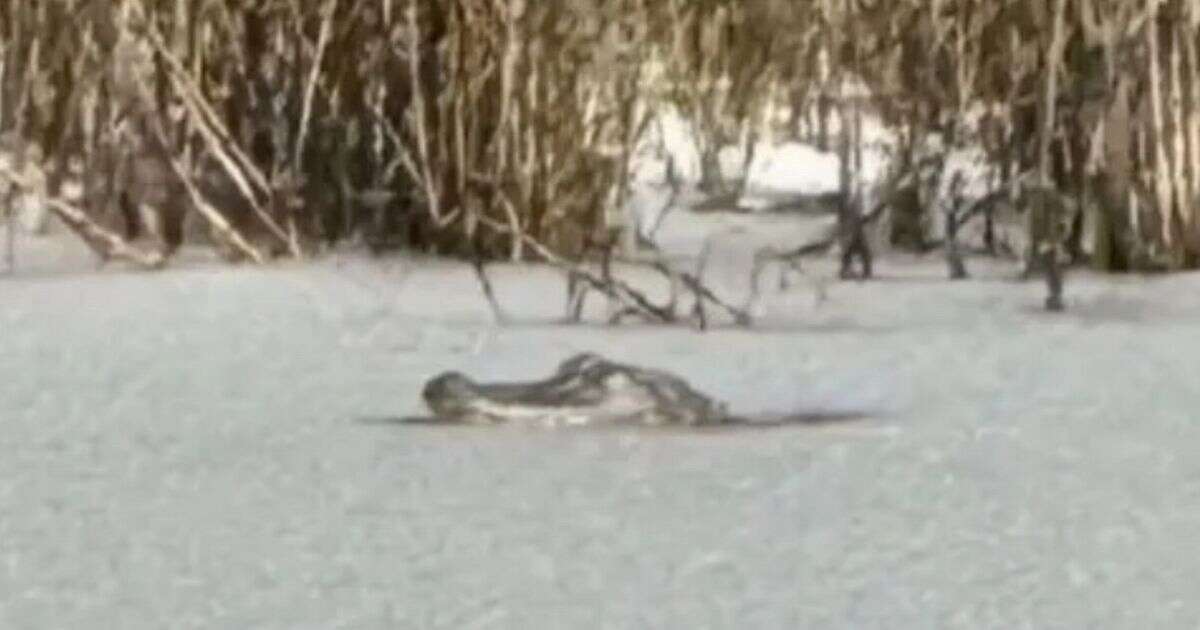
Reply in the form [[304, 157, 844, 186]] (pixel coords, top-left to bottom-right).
[[1, 0, 1198, 276]]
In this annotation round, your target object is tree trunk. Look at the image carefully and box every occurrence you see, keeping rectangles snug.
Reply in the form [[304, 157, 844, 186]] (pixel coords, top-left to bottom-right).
[[1037, 0, 1069, 310], [1180, 9, 1200, 257], [1147, 0, 1175, 251], [1166, 11, 1193, 263]]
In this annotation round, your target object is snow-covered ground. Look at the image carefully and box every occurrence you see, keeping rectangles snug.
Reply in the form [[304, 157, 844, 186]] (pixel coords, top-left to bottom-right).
[[3, 138, 1200, 628]]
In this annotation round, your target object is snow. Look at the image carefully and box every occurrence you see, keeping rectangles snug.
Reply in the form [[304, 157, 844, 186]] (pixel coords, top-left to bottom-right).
[[742, 143, 845, 199], [3, 139, 1200, 629]]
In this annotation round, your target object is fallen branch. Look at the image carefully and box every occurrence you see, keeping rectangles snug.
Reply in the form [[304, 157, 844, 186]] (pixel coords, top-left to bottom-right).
[[745, 197, 888, 312], [470, 249, 509, 325], [139, 22, 296, 258], [752, 196, 886, 266], [137, 122, 269, 264], [651, 258, 751, 328], [0, 164, 166, 269], [644, 153, 683, 244], [473, 214, 744, 328]]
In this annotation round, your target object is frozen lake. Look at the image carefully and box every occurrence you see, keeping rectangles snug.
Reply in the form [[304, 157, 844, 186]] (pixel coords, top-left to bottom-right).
[[3, 229, 1200, 627], [3, 126, 1199, 627]]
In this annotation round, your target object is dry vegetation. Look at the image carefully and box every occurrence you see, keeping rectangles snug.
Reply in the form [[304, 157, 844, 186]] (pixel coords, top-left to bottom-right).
[[2, 0, 1200, 284]]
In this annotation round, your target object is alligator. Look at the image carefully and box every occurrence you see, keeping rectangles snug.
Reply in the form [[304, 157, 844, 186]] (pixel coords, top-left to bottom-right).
[[422, 353, 733, 427]]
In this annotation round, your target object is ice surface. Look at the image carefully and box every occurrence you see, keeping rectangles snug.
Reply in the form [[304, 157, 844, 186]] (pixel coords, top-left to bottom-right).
[[2, 138, 1200, 629]]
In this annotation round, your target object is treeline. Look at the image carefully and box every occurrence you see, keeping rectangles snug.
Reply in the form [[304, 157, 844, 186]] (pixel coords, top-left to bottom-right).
[[1, 0, 1198, 272]]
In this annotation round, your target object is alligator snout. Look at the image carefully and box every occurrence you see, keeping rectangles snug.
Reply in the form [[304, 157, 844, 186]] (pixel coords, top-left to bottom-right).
[[422, 371, 479, 418]]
